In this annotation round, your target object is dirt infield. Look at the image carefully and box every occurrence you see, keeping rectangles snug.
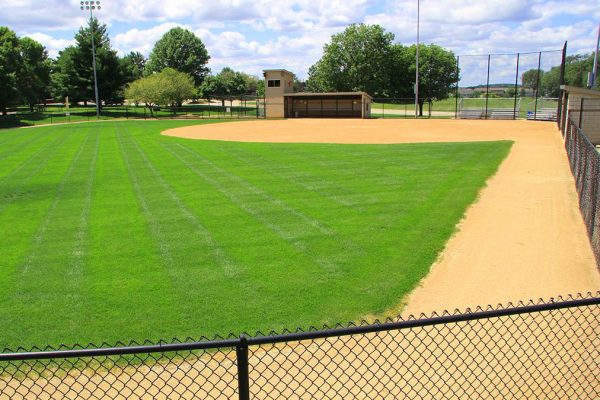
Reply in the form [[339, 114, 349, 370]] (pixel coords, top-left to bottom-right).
[[164, 119, 600, 315]]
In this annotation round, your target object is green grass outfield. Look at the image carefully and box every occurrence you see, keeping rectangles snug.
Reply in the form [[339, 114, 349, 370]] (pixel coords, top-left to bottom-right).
[[0, 120, 511, 348]]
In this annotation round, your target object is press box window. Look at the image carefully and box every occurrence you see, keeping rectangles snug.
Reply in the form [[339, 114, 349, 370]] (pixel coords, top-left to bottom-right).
[[268, 80, 281, 87]]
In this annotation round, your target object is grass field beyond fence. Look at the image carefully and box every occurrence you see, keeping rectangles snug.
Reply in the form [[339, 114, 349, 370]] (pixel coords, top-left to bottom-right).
[[0, 120, 511, 348]]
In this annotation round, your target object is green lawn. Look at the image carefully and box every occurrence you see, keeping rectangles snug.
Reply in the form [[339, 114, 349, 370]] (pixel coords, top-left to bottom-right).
[[0, 120, 511, 349]]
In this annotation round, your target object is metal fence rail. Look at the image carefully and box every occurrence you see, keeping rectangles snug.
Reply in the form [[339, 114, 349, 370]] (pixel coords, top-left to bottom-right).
[[1, 293, 598, 399]]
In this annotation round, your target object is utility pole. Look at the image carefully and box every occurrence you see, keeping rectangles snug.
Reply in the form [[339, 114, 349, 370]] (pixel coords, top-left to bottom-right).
[[415, 0, 420, 118], [80, 1, 101, 117]]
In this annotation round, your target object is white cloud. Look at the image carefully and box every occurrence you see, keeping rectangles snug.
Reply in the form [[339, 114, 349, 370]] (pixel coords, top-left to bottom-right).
[[113, 22, 186, 56], [2, 0, 599, 84], [23, 33, 75, 58]]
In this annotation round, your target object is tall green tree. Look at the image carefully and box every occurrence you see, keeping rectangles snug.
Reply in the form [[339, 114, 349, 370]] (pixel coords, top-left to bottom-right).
[[17, 37, 51, 111], [306, 24, 396, 96], [306, 24, 458, 112], [199, 67, 261, 105], [146, 27, 210, 86], [404, 44, 458, 115], [521, 69, 543, 92], [120, 51, 146, 84], [125, 68, 195, 116], [0, 26, 21, 115], [51, 18, 123, 105]]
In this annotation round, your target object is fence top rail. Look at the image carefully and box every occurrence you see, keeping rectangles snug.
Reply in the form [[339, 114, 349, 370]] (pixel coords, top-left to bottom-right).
[[458, 49, 563, 57], [248, 295, 600, 345], [0, 293, 597, 362]]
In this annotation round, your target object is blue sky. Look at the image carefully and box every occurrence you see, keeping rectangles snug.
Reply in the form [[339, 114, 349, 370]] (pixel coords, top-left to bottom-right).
[[1, 0, 598, 86]]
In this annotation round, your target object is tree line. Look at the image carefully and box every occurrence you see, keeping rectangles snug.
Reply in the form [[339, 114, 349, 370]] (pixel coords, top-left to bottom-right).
[[521, 53, 598, 97], [1, 19, 597, 117]]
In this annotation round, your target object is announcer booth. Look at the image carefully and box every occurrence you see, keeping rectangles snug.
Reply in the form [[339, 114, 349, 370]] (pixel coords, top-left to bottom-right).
[[263, 69, 372, 119]]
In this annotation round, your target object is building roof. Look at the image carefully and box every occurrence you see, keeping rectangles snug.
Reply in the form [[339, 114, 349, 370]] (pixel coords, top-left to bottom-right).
[[560, 85, 600, 97], [263, 69, 294, 74], [284, 92, 373, 100]]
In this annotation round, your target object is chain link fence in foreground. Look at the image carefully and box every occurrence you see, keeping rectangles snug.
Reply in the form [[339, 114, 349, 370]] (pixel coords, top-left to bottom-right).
[[1, 293, 598, 399]]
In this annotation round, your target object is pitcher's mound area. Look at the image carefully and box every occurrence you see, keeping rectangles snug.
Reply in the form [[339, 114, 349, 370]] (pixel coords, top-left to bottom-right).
[[164, 119, 600, 314]]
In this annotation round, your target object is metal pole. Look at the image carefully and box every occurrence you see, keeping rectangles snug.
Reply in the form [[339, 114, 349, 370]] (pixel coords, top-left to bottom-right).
[[484, 54, 490, 119], [89, 7, 100, 118], [558, 41, 567, 128], [236, 335, 250, 400], [513, 53, 520, 120], [454, 56, 459, 119], [415, 0, 420, 118], [534, 51, 542, 121], [592, 24, 599, 88]]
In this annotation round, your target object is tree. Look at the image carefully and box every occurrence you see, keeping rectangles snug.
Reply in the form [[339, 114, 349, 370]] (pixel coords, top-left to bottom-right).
[[521, 69, 543, 92], [125, 68, 195, 116], [199, 67, 260, 105], [17, 37, 51, 111], [306, 24, 396, 96], [305, 24, 458, 113], [120, 51, 146, 84], [146, 27, 210, 86], [51, 18, 123, 105], [0, 26, 21, 115], [526, 53, 595, 97], [403, 44, 458, 115]]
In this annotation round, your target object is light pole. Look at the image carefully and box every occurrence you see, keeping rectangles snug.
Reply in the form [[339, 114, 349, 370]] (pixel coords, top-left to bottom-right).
[[415, 0, 420, 118], [80, 1, 101, 118]]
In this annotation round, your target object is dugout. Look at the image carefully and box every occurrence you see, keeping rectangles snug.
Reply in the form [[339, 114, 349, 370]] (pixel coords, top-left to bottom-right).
[[284, 92, 372, 118], [263, 69, 372, 118]]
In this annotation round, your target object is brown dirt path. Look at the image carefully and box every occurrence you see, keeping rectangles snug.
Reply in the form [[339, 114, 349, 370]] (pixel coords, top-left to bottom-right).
[[164, 119, 600, 315]]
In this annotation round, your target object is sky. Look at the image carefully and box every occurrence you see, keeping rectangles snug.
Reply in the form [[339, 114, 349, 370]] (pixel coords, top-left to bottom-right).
[[1, 0, 598, 87]]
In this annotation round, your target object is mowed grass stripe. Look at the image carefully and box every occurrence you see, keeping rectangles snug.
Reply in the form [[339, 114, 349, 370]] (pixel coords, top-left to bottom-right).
[[0, 128, 84, 272], [4, 127, 100, 343], [0, 120, 512, 347], [83, 124, 179, 342], [215, 144, 361, 210], [0, 126, 59, 163], [118, 125, 243, 278], [0, 127, 73, 185]]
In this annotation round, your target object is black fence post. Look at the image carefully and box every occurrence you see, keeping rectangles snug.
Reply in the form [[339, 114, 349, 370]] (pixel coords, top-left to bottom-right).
[[513, 53, 520, 119], [534, 51, 542, 120], [484, 54, 491, 119], [236, 335, 250, 400], [557, 41, 568, 127], [579, 98, 584, 129], [454, 56, 460, 119]]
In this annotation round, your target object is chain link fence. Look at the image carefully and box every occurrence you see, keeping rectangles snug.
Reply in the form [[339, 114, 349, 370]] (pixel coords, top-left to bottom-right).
[[1, 293, 598, 399], [0, 96, 266, 129], [562, 107, 600, 264]]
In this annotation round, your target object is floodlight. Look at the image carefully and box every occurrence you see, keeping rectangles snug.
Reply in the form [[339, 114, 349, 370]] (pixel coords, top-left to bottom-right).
[[79, 0, 101, 118]]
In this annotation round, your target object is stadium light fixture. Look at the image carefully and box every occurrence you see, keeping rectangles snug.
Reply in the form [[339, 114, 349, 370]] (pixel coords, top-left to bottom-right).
[[415, 0, 420, 118], [80, 1, 101, 118]]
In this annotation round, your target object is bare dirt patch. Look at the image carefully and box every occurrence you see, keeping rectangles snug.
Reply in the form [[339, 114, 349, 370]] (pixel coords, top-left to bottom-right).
[[164, 119, 600, 315]]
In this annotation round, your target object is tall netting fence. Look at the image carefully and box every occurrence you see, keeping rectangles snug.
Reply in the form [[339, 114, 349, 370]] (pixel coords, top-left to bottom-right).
[[456, 48, 564, 121], [1, 294, 598, 400]]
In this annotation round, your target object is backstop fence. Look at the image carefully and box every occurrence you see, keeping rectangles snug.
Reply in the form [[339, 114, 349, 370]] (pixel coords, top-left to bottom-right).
[[454, 46, 565, 121], [562, 105, 600, 265], [1, 293, 598, 399]]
